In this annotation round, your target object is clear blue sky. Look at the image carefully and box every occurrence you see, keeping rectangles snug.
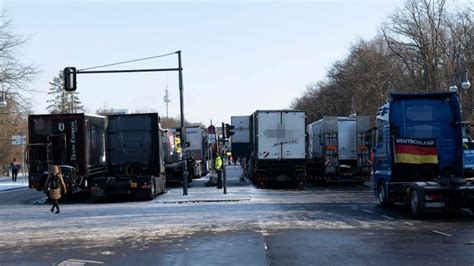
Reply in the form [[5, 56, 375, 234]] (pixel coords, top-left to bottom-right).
[[3, 0, 407, 125]]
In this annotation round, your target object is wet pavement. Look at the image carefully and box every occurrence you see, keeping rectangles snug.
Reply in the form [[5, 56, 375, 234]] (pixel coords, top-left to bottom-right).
[[0, 165, 473, 265]]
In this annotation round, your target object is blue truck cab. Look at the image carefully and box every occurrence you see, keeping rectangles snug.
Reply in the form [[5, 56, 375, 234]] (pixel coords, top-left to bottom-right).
[[370, 92, 474, 216]]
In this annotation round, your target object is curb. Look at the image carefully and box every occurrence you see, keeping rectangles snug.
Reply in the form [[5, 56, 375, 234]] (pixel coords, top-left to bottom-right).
[[158, 198, 251, 204]]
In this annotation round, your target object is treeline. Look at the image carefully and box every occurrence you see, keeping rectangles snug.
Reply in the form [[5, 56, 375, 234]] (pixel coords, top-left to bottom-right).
[[292, 0, 473, 123]]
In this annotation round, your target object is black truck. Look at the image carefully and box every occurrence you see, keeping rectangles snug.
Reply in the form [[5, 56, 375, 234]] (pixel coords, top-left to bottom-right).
[[28, 114, 107, 195], [90, 113, 166, 200]]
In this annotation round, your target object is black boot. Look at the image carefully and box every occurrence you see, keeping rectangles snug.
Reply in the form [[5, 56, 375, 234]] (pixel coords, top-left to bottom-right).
[[55, 209, 60, 214]]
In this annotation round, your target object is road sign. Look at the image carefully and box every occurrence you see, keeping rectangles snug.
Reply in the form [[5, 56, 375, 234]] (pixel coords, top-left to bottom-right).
[[208, 135, 216, 144], [11, 135, 26, 145], [207, 125, 216, 135]]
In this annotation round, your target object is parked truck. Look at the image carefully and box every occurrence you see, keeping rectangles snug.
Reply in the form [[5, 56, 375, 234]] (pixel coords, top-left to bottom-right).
[[461, 122, 474, 178], [370, 92, 474, 216], [306, 116, 371, 184], [185, 126, 210, 178], [27, 114, 107, 195], [231, 116, 252, 162], [161, 129, 193, 185], [91, 113, 166, 200], [248, 110, 306, 188]]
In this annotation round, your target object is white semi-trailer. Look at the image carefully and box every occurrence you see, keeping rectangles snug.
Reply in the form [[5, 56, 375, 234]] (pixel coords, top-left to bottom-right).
[[306, 116, 371, 184], [248, 110, 306, 188]]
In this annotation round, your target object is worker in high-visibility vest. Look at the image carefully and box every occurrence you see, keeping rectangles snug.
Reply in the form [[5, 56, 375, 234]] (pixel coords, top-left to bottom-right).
[[215, 154, 223, 189]]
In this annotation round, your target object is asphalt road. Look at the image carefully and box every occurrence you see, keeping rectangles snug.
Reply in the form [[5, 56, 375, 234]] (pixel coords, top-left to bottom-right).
[[0, 167, 473, 265]]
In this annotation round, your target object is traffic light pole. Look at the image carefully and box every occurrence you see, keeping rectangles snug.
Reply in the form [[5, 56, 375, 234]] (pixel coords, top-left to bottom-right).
[[178, 51, 188, 196], [222, 122, 227, 194], [63, 51, 189, 196]]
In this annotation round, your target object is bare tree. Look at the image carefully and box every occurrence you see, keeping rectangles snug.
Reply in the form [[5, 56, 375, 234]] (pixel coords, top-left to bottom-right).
[[0, 12, 37, 169], [382, 0, 449, 92]]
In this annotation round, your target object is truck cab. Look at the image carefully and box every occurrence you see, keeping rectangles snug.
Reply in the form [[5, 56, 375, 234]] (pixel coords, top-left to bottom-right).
[[370, 92, 474, 216], [461, 123, 474, 178]]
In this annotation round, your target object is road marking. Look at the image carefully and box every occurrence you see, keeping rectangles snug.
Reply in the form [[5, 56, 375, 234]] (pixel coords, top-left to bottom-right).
[[362, 209, 374, 214], [432, 230, 452, 237], [58, 259, 104, 265], [404, 222, 414, 226], [264, 243, 268, 250], [381, 215, 395, 220]]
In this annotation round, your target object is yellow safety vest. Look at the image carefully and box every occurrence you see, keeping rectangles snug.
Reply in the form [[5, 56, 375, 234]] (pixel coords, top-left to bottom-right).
[[215, 156, 223, 170]]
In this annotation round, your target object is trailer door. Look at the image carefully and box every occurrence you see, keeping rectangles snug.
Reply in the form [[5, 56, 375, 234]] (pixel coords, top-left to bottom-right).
[[281, 112, 306, 159], [337, 119, 356, 160], [257, 112, 282, 160]]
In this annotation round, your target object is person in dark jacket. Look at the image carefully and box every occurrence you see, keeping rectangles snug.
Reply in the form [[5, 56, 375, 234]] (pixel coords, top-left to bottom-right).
[[44, 165, 67, 214], [10, 158, 19, 182]]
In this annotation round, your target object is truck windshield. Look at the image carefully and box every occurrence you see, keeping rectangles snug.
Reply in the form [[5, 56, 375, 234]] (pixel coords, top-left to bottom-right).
[[405, 103, 450, 122]]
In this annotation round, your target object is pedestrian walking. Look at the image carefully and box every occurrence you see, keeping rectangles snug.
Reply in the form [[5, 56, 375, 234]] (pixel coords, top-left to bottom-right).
[[215, 154, 223, 189], [44, 165, 67, 214], [10, 158, 19, 182]]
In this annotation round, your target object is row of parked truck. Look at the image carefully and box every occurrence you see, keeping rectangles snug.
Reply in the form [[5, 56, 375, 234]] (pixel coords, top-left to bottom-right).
[[27, 112, 210, 200], [26, 91, 474, 215], [232, 92, 474, 216], [231, 111, 371, 188]]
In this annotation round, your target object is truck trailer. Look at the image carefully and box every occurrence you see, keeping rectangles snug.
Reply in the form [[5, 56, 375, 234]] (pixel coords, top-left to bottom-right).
[[248, 110, 306, 188], [27, 114, 107, 195], [91, 113, 166, 200], [231, 116, 252, 162], [370, 92, 474, 216], [306, 116, 371, 184], [185, 126, 210, 178]]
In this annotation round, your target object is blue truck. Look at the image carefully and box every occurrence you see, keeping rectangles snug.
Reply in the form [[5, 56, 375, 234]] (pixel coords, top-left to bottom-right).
[[369, 92, 474, 216]]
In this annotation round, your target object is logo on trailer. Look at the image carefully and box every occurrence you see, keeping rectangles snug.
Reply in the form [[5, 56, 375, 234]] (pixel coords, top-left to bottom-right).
[[58, 122, 65, 132]]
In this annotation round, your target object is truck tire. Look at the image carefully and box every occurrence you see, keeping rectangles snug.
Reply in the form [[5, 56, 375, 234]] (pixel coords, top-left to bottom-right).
[[377, 182, 392, 208], [148, 179, 156, 200], [410, 186, 424, 217]]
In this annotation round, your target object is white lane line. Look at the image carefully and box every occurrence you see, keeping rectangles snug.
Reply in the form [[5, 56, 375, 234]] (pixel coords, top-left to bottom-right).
[[362, 209, 374, 214], [404, 222, 414, 226], [59, 259, 104, 265], [381, 215, 395, 220], [432, 230, 452, 237]]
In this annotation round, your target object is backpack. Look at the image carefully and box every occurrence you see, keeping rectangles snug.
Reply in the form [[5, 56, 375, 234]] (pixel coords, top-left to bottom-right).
[[49, 175, 60, 190]]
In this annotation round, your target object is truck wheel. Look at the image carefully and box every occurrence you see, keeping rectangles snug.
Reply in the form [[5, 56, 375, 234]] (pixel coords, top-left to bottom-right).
[[148, 179, 156, 200], [297, 181, 304, 190], [410, 187, 423, 217], [377, 182, 392, 208]]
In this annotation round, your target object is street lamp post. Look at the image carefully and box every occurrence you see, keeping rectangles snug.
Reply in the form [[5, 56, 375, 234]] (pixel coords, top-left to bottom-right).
[[449, 70, 471, 118]]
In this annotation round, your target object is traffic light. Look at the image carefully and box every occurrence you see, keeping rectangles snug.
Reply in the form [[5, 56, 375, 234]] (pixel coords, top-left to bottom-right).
[[64, 67, 77, 91], [225, 123, 235, 138]]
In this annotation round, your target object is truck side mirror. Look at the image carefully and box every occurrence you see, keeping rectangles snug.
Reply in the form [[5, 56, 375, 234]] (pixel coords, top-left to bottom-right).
[[365, 130, 372, 149], [365, 127, 378, 150]]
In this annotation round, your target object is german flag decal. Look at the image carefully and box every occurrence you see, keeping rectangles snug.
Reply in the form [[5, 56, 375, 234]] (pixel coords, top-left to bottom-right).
[[394, 138, 438, 164]]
